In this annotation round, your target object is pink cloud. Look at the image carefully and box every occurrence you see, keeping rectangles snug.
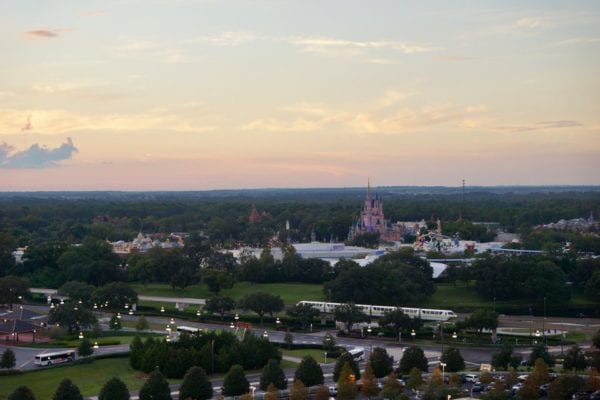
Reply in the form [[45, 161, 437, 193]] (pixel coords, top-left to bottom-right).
[[23, 29, 60, 39]]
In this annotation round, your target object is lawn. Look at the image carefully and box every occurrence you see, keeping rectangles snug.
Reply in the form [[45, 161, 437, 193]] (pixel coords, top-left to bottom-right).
[[0, 357, 180, 400], [132, 282, 325, 304], [281, 348, 334, 364], [424, 282, 491, 310]]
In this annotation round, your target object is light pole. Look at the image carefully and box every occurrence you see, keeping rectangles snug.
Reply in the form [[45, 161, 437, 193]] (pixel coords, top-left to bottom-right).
[[543, 297, 547, 343], [440, 362, 447, 383], [324, 351, 327, 364], [399, 329, 402, 343], [411, 329, 416, 340], [262, 330, 269, 340], [235, 313, 240, 327]]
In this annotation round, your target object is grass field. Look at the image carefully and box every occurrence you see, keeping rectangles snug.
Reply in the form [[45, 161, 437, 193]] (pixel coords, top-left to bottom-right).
[[281, 348, 333, 364], [132, 282, 325, 304], [0, 358, 173, 400]]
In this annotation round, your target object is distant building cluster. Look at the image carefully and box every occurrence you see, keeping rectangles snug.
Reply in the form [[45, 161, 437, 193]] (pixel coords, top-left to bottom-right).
[[538, 212, 597, 232], [110, 232, 185, 254], [248, 205, 270, 223], [348, 183, 426, 242]]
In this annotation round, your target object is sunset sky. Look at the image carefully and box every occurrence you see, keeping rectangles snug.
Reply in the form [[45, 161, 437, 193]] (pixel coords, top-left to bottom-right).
[[1, 1, 599, 190]]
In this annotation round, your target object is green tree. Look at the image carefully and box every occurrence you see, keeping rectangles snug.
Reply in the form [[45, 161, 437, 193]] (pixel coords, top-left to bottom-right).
[[289, 379, 308, 400], [406, 367, 423, 391], [337, 363, 357, 400], [360, 362, 378, 400], [1, 348, 16, 369], [58, 281, 95, 306], [77, 339, 94, 358], [8, 386, 36, 400], [284, 330, 294, 350], [399, 346, 428, 374], [380, 372, 403, 400], [333, 303, 369, 332], [0, 232, 16, 277], [286, 303, 320, 330], [238, 292, 284, 325], [368, 347, 393, 378], [563, 345, 587, 371], [529, 344, 554, 366], [98, 377, 130, 400], [52, 379, 83, 400], [91, 282, 138, 310], [222, 364, 249, 397], [204, 296, 235, 320], [585, 270, 600, 300], [294, 356, 324, 387], [379, 309, 416, 339], [179, 366, 213, 400], [202, 269, 234, 295], [139, 370, 172, 400], [260, 359, 287, 390], [110, 314, 122, 331], [333, 351, 361, 381], [462, 309, 498, 334], [48, 303, 96, 333], [440, 347, 465, 372], [491, 343, 521, 370], [0, 276, 29, 309], [136, 315, 149, 331], [322, 333, 336, 351]]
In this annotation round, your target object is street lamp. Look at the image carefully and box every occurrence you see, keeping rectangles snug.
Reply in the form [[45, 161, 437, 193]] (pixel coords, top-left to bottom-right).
[[93, 342, 99, 349], [367, 326, 372, 335], [324, 351, 328, 364], [452, 332, 457, 339], [129, 309, 133, 315], [411, 329, 416, 340], [440, 362, 447, 383], [262, 330, 269, 339], [196, 309, 201, 317], [399, 329, 402, 343], [230, 321, 235, 329], [160, 306, 165, 313], [78, 331, 84, 339], [276, 317, 281, 327]]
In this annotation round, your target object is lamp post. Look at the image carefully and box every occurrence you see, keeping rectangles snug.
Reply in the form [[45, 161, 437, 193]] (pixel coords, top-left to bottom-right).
[[262, 330, 269, 340], [276, 317, 281, 328], [399, 329, 402, 343], [324, 351, 327, 364], [235, 313, 239, 327], [440, 362, 447, 383], [543, 296, 547, 343], [411, 329, 416, 340], [93, 341, 99, 349], [78, 331, 84, 339], [367, 326, 372, 336]]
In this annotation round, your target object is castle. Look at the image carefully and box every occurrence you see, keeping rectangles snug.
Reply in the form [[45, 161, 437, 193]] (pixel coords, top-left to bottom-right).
[[348, 183, 402, 242]]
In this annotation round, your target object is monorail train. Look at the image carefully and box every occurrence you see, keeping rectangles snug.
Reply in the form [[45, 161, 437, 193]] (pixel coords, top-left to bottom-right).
[[297, 300, 457, 322]]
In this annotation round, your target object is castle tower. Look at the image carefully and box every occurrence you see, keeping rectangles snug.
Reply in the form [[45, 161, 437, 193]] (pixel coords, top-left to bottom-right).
[[249, 205, 261, 224]]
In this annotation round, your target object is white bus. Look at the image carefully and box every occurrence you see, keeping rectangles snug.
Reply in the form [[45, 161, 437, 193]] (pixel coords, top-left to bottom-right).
[[34, 350, 76, 366], [176, 326, 201, 334], [348, 347, 365, 361]]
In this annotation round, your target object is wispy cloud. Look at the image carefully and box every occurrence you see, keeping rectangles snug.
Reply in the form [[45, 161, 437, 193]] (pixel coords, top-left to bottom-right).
[[0, 138, 77, 169], [287, 35, 443, 57], [114, 39, 187, 64], [496, 120, 583, 132], [191, 31, 256, 46], [554, 37, 600, 46], [23, 29, 62, 39], [79, 10, 107, 17], [21, 115, 32, 132], [0, 107, 218, 134], [242, 96, 463, 135]]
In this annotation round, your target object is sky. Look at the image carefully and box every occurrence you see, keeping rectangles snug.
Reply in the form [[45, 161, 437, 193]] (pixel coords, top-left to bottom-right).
[[1, 0, 599, 190]]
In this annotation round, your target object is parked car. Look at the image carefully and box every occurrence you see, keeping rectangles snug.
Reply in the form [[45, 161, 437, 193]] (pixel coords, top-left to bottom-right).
[[471, 383, 485, 393], [464, 374, 478, 383], [511, 383, 523, 394], [328, 386, 337, 397], [539, 383, 550, 396]]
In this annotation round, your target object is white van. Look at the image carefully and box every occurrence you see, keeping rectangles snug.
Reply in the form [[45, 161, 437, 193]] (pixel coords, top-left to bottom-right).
[[464, 374, 478, 383]]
